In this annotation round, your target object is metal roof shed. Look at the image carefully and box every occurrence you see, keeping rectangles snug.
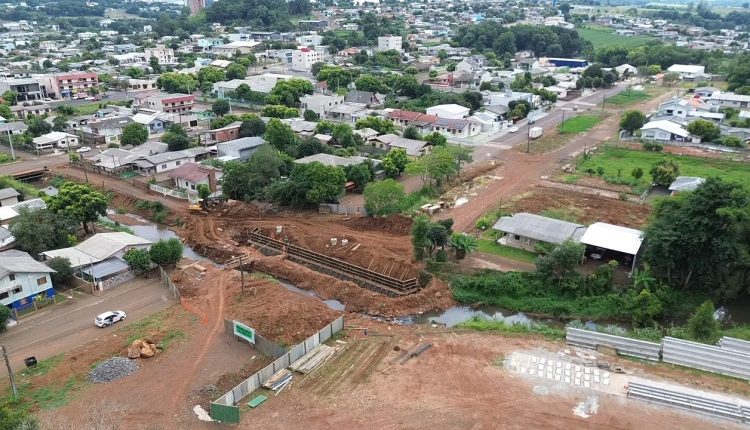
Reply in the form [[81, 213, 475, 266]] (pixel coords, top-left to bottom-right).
[[580, 223, 643, 256], [80, 258, 130, 280], [492, 213, 586, 245]]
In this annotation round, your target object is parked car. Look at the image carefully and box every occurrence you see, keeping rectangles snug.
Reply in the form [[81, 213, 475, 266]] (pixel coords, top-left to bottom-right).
[[508, 126, 519, 133], [95, 311, 126, 327], [76, 146, 92, 153]]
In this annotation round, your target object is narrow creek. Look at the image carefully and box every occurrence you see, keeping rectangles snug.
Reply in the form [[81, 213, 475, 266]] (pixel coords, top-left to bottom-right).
[[106, 211, 633, 329]]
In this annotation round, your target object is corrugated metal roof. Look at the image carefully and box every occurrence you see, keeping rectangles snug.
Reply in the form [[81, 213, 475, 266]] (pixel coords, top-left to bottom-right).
[[580, 223, 643, 255], [492, 213, 586, 245], [0, 250, 55, 279], [0, 188, 20, 200], [81, 257, 129, 279]]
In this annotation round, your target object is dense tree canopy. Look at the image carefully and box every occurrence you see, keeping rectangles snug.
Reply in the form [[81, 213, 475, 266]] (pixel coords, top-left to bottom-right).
[[45, 183, 108, 234], [9, 209, 77, 257], [454, 23, 588, 58], [643, 178, 750, 298], [205, 0, 309, 30]]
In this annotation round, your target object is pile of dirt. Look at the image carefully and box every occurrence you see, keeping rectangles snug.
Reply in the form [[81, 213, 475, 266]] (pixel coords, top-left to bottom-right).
[[343, 215, 413, 236], [224, 272, 340, 345], [255, 256, 455, 318]]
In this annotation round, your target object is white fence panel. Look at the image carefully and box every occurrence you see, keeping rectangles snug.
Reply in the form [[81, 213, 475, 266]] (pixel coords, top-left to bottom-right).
[[566, 328, 661, 361], [662, 337, 750, 380]]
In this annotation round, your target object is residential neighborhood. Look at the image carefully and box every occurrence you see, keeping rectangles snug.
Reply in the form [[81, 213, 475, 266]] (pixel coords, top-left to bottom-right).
[[1, 0, 750, 428]]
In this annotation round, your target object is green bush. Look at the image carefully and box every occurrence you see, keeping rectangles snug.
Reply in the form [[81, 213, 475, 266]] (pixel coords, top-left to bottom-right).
[[641, 141, 663, 152]]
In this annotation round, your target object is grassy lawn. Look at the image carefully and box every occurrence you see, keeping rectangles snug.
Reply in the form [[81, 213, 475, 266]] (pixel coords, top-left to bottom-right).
[[74, 100, 128, 115], [577, 26, 657, 50], [560, 114, 603, 134], [580, 146, 750, 191], [605, 89, 651, 106], [477, 231, 537, 264]]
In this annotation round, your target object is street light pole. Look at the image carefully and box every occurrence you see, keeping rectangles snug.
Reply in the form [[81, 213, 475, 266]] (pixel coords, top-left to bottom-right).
[[6, 130, 15, 161]]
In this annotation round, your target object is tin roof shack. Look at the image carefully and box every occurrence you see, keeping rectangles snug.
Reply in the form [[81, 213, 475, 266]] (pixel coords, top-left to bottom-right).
[[492, 213, 586, 252], [579, 223, 644, 272]]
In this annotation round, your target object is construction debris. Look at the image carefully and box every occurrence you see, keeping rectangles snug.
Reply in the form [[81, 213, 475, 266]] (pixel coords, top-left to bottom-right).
[[290, 345, 336, 374], [400, 343, 432, 365], [127, 339, 160, 359], [263, 369, 293, 391]]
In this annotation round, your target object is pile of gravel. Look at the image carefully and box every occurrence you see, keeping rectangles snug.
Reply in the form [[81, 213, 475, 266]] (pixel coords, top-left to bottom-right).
[[89, 357, 139, 383]]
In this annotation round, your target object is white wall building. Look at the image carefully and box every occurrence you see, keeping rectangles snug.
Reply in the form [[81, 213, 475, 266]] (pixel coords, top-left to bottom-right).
[[426, 104, 470, 119], [291, 48, 324, 72], [377, 36, 403, 53], [144, 45, 175, 65], [32, 132, 79, 151]]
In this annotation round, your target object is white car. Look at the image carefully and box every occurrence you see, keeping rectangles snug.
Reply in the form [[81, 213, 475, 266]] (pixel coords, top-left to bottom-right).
[[76, 146, 92, 153], [95, 311, 127, 327], [508, 126, 519, 133]]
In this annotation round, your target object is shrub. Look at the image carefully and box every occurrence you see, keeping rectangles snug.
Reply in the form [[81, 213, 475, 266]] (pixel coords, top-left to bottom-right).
[[642, 141, 663, 152]]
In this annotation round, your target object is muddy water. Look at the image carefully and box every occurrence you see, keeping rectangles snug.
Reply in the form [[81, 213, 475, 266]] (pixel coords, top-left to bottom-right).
[[276, 279, 346, 311]]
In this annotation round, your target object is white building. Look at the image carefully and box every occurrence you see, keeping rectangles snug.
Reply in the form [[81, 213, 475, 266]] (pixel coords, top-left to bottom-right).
[[377, 36, 403, 53], [292, 48, 324, 72], [32, 132, 79, 151], [426, 104, 470, 119], [300, 94, 344, 117], [640, 120, 691, 142], [144, 45, 175, 65], [666, 64, 707, 81], [296, 34, 324, 47]]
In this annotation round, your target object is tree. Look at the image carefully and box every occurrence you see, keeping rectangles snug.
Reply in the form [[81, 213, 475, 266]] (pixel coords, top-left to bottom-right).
[[649, 159, 680, 186], [264, 118, 299, 154], [212, 99, 231, 117], [269, 162, 346, 207], [331, 123, 358, 148], [687, 119, 720, 142], [424, 132, 447, 147], [381, 148, 409, 178], [45, 182, 108, 234], [687, 301, 721, 343], [157, 72, 198, 93], [149, 238, 183, 266], [535, 240, 584, 287], [423, 146, 459, 186], [9, 208, 77, 256], [52, 116, 69, 132], [162, 124, 191, 151], [121, 122, 149, 146], [0, 306, 10, 334], [1, 91, 18, 105], [261, 104, 298, 119], [149, 56, 162, 74], [266, 78, 314, 107], [346, 163, 372, 191], [123, 248, 151, 274], [47, 257, 74, 286], [196, 66, 226, 89], [355, 116, 396, 134], [0, 105, 11, 121], [26, 116, 51, 137], [411, 215, 431, 261], [644, 178, 750, 296], [239, 117, 266, 137], [628, 288, 663, 327], [355, 75, 388, 94], [303, 109, 319, 121], [450, 233, 478, 260], [402, 126, 421, 140], [363, 179, 405, 216], [662, 72, 680, 86], [631, 167, 644, 180], [620, 110, 646, 134], [316, 66, 356, 91], [197, 183, 211, 200], [225, 63, 247, 80]]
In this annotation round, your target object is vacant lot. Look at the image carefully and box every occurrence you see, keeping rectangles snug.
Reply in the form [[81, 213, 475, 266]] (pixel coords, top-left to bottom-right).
[[579, 146, 750, 190], [560, 114, 604, 134], [577, 26, 657, 50]]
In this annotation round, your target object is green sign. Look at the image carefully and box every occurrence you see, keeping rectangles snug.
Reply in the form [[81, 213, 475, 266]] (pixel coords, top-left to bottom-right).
[[233, 321, 255, 344]]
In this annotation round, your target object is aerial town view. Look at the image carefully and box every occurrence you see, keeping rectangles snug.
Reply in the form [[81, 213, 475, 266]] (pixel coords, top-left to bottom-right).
[[1, 0, 750, 428]]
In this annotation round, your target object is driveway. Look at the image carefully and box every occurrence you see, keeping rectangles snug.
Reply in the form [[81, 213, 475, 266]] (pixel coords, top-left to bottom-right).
[[0, 277, 176, 374]]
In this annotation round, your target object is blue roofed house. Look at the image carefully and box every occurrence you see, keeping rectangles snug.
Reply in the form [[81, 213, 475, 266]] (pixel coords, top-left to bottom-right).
[[0, 250, 56, 312]]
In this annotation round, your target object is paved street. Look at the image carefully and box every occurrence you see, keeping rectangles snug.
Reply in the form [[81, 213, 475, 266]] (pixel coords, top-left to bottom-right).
[[0, 277, 176, 374]]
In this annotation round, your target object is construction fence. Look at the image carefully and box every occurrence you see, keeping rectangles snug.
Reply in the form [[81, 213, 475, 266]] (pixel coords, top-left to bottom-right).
[[159, 266, 181, 301], [566, 328, 750, 380], [149, 184, 189, 200], [210, 316, 345, 424]]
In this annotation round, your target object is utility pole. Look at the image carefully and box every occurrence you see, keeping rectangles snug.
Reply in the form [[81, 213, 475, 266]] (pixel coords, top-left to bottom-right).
[[560, 109, 565, 132], [239, 255, 245, 294], [1, 345, 17, 397], [526, 122, 531, 154], [5, 130, 15, 161], [602, 93, 606, 112]]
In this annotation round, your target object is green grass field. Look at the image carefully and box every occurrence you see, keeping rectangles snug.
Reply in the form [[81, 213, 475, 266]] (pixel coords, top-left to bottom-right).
[[577, 26, 658, 50], [580, 146, 750, 190], [605, 89, 651, 106], [477, 231, 537, 264], [560, 114, 603, 134]]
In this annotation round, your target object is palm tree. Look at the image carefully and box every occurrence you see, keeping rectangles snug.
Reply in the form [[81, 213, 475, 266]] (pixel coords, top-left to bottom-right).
[[450, 233, 478, 260], [632, 266, 656, 290]]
